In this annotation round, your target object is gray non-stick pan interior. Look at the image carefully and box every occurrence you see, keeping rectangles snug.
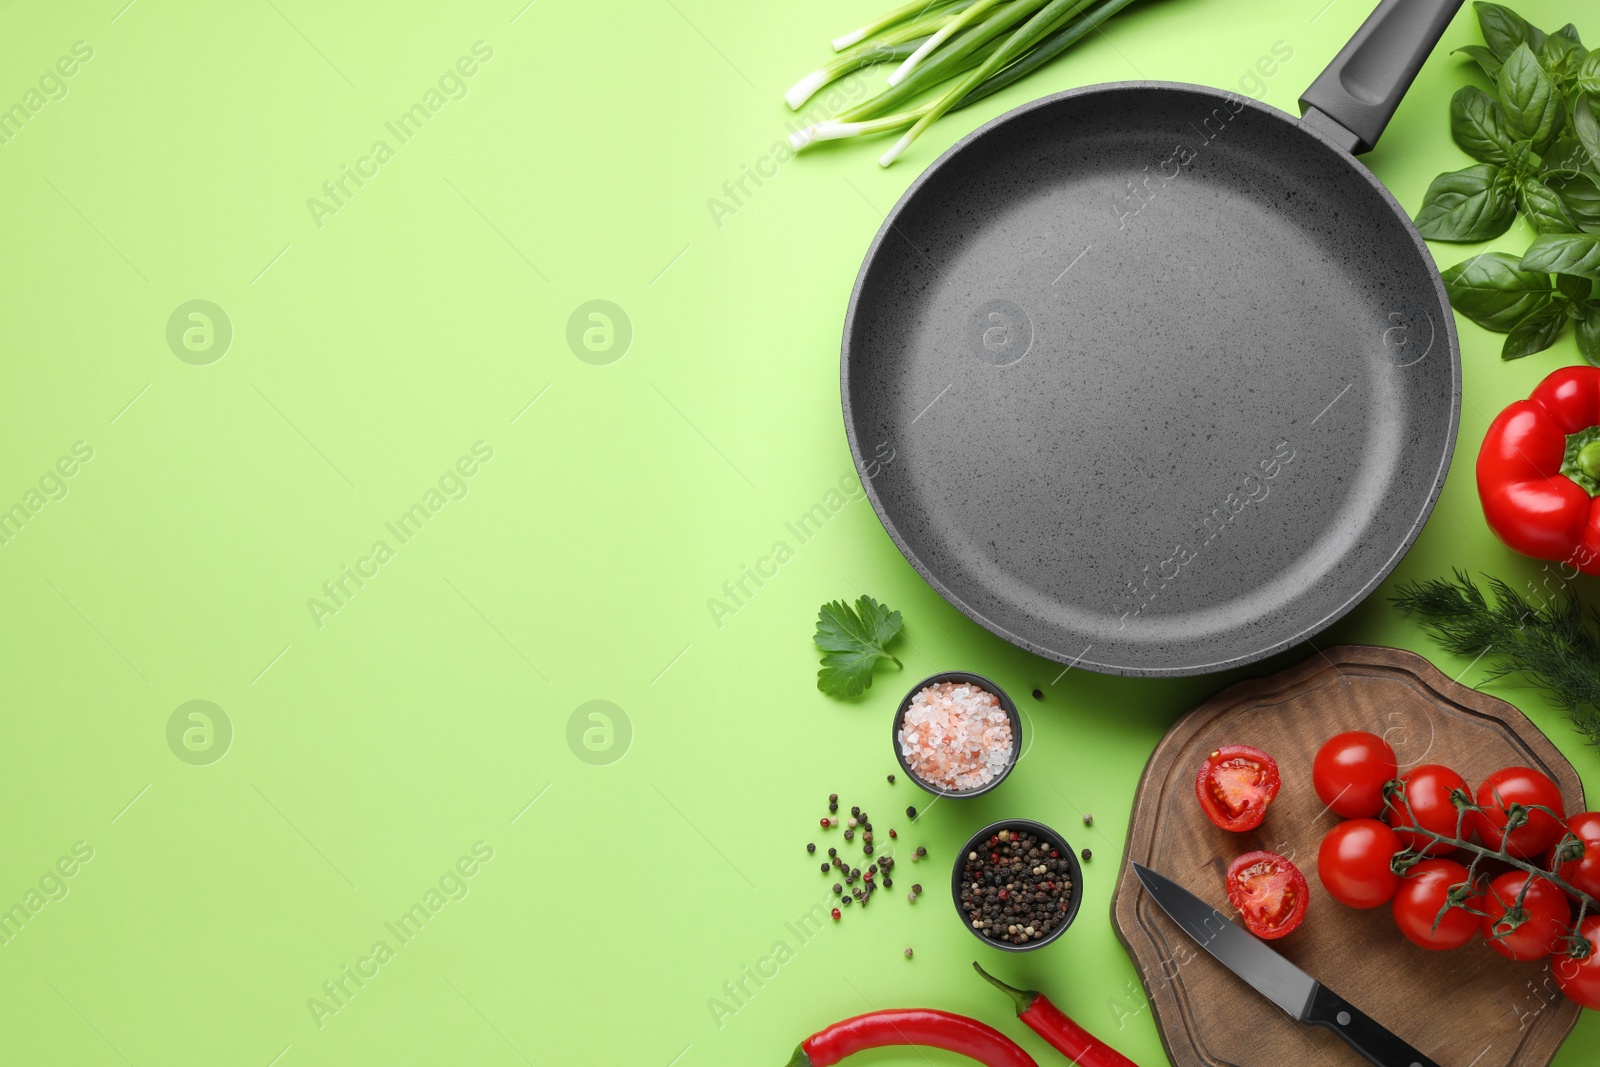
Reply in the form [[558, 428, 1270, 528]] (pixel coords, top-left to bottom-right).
[[842, 82, 1459, 676]]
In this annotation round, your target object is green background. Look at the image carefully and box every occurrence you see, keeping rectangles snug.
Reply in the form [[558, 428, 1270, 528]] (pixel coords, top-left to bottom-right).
[[0, 0, 1596, 1063]]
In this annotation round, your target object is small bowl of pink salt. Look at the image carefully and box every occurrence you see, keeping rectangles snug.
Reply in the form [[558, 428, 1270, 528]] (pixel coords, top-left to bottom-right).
[[893, 671, 1022, 798]]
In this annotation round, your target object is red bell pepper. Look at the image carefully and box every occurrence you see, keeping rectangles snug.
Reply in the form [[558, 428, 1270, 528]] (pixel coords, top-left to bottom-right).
[[1478, 366, 1600, 574]]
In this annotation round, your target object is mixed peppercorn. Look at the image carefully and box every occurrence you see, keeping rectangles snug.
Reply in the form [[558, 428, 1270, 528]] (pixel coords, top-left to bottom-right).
[[959, 828, 1073, 946]]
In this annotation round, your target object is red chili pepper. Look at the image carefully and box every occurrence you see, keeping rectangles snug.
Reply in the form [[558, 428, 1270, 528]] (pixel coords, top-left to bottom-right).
[[973, 963, 1139, 1067], [1478, 366, 1600, 573], [785, 1009, 1037, 1067]]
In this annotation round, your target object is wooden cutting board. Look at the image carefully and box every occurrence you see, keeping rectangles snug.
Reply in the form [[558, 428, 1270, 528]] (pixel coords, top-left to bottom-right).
[[1112, 645, 1586, 1067]]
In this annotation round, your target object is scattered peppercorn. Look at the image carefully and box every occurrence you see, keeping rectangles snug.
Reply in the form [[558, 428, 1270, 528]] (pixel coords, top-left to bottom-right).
[[911, 883, 922, 895], [828, 847, 837, 858], [847, 817, 859, 829], [851, 806, 861, 817], [904, 947, 914, 959], [907, 891, 917, 902], [851, 867, 861, 879], [883, 876, 893, 888], [1082, 814, 1093, 827], [863, 843, 874, 855], [832, 908, 841, 921], [833, 883, 842, 895], [844, 829, 854, 842], [807, 843, 816, 854], [906, 806, 917, 819], [863, 831, 873, 844], [821, 863, 830, 873], [820, 817, 832, 828], [887, 774, 896, 784], [1081, 848, 1092, 861], [842, 895, 852, 906], [914, 846, 927, 860], [889, 828, 898, 839]]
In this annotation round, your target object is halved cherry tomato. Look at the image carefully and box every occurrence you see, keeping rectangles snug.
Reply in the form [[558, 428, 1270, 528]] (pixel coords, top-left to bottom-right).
[[1555, 916, 1600, 1009], [1195, 745, 1280, 832], [1385, 764, 1470, 856], [1552, 811, 1600, 900], [1225, 850, 1307, 940], [1317, 819, 1402, 909], [1313, 731, 1399, 818], [1474, 766, 1566, 859], [1480, 872, 1571, 961], [1391, 858, 1480, 951]]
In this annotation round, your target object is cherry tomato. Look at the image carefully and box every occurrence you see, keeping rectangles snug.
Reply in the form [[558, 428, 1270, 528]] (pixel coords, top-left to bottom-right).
[[1313, 731, 1399, 818], [1474, 766, 1567, 859], [1317, 819, 1402, 909], [1225, 850, 1307, 940], [1480, 872, 1572, 961], [1555, 916, 1600, 1009], [1195, 745, 1280, 832], [1552, 811, 1600, 900], [1385, 764, 1470, 856], [1391, 858, 1480, 951]]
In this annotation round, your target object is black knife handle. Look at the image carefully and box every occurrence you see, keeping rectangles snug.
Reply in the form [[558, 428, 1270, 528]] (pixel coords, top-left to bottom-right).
[[1305, 985, 1439, 1067]]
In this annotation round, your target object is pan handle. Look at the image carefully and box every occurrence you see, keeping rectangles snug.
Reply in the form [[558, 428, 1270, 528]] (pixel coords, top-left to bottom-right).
[[1297, 0, 1464, 154]]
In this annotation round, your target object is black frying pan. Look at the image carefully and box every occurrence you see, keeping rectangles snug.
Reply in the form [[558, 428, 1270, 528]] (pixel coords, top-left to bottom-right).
[[843, 0, 1463, 677]]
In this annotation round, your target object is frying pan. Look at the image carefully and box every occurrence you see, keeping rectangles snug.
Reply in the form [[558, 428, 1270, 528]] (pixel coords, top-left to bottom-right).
[[843, 0, 1463, 677]]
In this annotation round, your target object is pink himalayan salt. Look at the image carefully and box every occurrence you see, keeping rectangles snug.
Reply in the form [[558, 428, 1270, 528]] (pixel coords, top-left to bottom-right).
[[898, 681, 1013, 792]]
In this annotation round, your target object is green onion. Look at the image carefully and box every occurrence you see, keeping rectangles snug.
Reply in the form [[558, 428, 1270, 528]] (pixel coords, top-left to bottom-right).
[[787, 0, 1143, 166]]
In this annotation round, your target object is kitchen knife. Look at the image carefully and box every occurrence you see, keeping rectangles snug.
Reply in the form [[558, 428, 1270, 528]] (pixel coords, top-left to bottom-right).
[[1132, 862, 1438, 1067]]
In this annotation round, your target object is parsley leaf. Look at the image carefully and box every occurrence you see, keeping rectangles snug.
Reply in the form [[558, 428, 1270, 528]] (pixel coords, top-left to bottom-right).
[[813, 595, 903, 698]]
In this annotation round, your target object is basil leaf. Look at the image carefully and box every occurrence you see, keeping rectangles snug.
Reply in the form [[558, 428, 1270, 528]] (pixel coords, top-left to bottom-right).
[[1499, 44, 1563, 151], [1580, 52, 1600, 96], [1502, 300, 1569, 360], [1557, 274, 1595, 302], [1547, 171, 1600, 230], [1556, 23, 1585, 48], [1574, 94, 1600, 168], [1542, 135, 1590, 180], [1539, 33, 1585, 86], [1520, 177, 1580, 233], [1522, 233, 1600, 277], [1451, 85, 1514, 163], [1415, 164, 1517, 241], [1506, 138, 1543, 175], [1456, 44, 1504, 81], [1476, 3, 1547, 62], [1578, 308, 1600, 366], [1441, 252, 1555, 331]]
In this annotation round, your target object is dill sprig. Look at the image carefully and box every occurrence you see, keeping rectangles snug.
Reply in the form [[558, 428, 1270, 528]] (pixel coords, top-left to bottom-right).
[[1392, 569, 1600, 746]]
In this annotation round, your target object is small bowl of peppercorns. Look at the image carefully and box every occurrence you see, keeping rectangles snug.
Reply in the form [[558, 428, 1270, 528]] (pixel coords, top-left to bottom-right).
[[951, 819, 1081, 951]]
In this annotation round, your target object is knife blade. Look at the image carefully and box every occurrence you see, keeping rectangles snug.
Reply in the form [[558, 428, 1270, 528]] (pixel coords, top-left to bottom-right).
[[1132, 862, 1439, 1067]]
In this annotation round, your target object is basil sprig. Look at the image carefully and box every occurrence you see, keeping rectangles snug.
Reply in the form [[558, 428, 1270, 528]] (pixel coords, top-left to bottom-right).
[[1420, 4, 1600, 362]]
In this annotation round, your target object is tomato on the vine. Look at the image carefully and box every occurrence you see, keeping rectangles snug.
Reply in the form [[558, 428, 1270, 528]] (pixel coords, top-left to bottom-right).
[[1391, 858, 1480, 951], [1474, 766, 1567, 859], [1555, 916, 1600, 1009], [1225, 850, 1307, 940], [1480, 872, 1572, 961], [1195, 745, 1280, 832], [1552, 811, 1600, 900], [1385, 764, 1469, 856], [1313, 732, 1399, 818], [1317, 818, 1402, 909]]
